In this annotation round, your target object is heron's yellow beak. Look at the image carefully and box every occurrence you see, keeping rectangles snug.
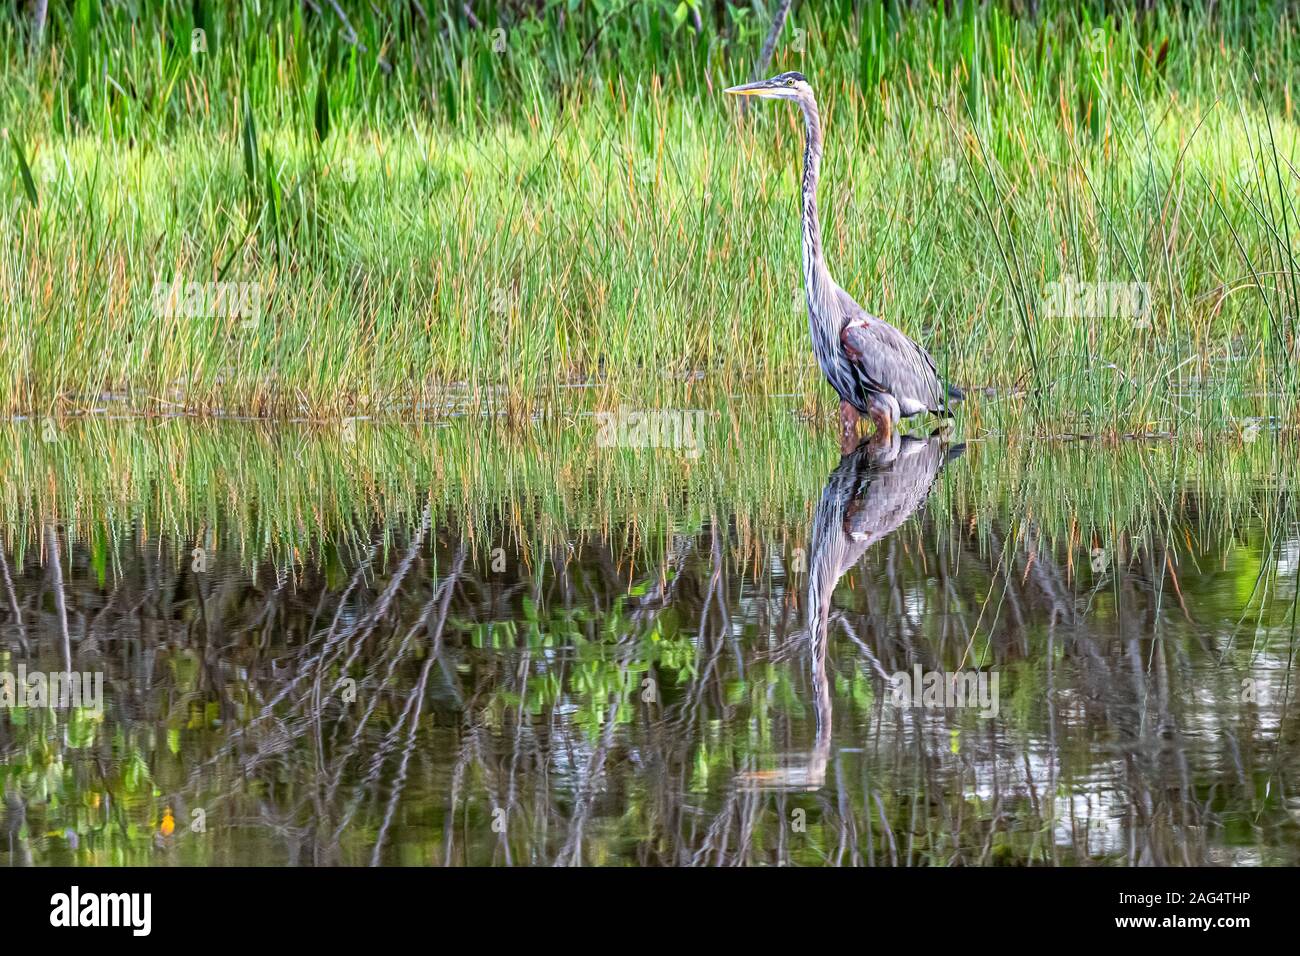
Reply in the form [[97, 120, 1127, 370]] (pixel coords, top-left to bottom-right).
[[724, 82, 773, 97]]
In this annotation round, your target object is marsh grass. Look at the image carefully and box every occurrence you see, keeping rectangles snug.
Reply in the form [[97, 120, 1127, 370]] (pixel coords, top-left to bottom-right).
[[2, 2, 1299, 435]]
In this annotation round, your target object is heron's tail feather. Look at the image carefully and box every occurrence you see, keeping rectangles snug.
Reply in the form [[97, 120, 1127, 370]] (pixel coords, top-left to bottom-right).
[[946, 383, 965, 402]]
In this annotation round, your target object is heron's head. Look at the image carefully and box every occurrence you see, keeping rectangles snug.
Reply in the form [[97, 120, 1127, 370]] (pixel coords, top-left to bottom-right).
[[724, 71, 813, 105]]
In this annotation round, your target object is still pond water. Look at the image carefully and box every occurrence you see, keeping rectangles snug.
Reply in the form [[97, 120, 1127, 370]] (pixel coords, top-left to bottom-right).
[[0, 413, 1297, 865]]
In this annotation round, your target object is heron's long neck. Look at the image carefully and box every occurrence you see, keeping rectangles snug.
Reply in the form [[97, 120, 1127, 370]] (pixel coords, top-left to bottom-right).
[[799, 96, 837, 340]]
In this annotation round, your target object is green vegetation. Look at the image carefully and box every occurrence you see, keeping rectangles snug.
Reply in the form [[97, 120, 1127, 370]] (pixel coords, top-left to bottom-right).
[[4, 3, 1298, 870], [2, 1, 1299, 434]]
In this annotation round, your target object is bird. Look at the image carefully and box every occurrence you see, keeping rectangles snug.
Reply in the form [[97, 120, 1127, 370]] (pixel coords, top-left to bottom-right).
[[725, 72, 963, 454]]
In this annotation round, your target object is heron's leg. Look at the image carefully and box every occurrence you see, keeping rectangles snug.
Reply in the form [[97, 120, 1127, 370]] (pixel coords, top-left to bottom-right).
[[867, 402, 892, 443], [839, 401, 862, 455]]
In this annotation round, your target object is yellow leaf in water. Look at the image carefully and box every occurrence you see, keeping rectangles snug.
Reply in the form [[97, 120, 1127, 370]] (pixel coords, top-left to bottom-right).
[[160, 810, 175, 837]]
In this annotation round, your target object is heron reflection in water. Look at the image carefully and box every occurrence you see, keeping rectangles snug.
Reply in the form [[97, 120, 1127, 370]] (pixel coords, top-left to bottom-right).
[[741, 433, 964, 790]]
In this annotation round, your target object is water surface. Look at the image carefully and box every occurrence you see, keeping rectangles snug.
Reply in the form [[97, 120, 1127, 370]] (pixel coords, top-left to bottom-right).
[[1, 415, 1297, 865]]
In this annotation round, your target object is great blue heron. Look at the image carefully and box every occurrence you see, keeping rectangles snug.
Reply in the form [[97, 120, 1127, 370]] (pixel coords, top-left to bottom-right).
[[739, 433, 964, 790], [726, 72, 963, 454]]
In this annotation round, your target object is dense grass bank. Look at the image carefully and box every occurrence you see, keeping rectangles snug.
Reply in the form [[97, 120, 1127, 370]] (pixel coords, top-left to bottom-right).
[[2, 2, 1299, 434]]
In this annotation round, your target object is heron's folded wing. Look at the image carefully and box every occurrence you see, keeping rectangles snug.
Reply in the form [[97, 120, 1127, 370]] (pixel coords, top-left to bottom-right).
[[838, 298, 944, 409], [838, 321, 889, 395]]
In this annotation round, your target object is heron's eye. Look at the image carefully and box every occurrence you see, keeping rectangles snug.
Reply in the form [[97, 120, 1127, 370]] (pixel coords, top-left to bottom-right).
[[786, 78, 795, 87]]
